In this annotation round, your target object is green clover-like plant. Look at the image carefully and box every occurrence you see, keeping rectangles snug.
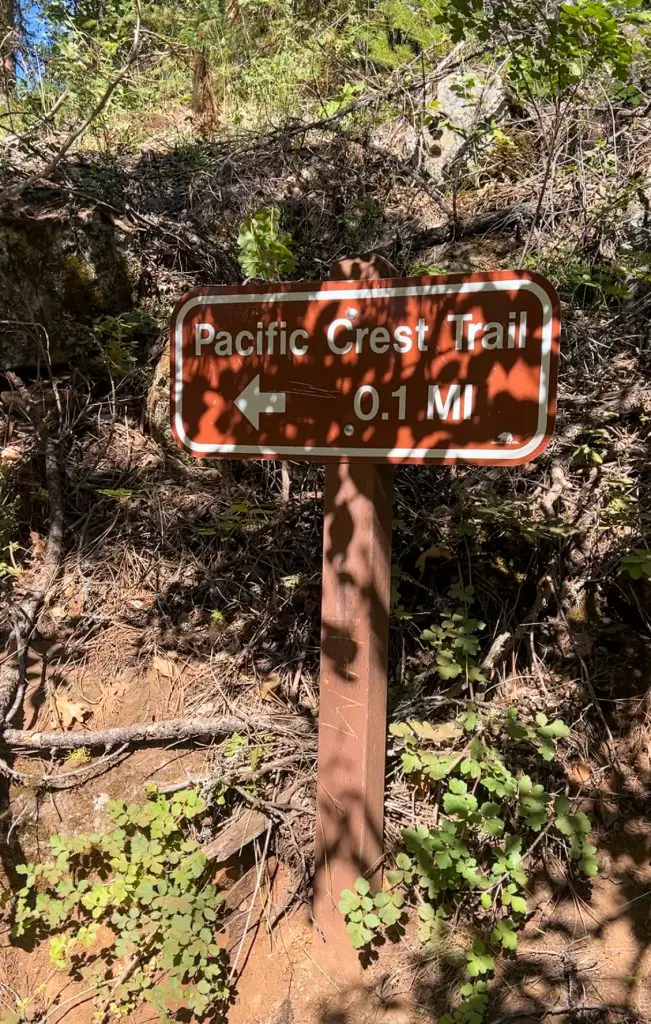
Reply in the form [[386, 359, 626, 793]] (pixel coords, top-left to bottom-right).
[[338, 877, 405, 948], [13, 789, 229, 1021]]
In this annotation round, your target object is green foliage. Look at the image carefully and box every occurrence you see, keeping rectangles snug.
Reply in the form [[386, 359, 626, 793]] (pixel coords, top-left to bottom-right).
[[11, 0, 647, 154], [421, 582, 485, 685], [344, 702, 599, 1023], [338, 877, 405, 947], [88, 310, 155, 379], [237, 207, 297, 281], [437, 0, 639, 100], [359, 0, 447, 69], [12, 789, 229, 1022], [527, 240, 650, 309], [0, 541, 23, 580], [440, 979, 489, 1024], [322, 81, 364, 117], [621, 548, 651, 580], [192, 498, 274, 540], [96, 487, 136, 501], [572, 428, 609, 466], [34, 0, 139, 138], [602, 482, 638, 525]]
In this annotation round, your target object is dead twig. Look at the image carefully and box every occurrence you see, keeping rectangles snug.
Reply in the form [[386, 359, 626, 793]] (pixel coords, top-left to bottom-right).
[[157, 751, 313, 794]]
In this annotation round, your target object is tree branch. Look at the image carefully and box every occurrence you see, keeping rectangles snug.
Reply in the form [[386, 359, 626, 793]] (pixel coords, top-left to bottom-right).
[[1, 714, 315, 751]]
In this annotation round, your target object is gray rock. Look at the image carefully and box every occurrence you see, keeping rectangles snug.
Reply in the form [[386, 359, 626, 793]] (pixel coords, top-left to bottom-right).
[[424, 71, 508, 178]]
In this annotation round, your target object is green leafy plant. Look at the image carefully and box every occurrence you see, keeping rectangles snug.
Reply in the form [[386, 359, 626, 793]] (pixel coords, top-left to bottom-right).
[[89, 310, 155, 378], [193, 498, 274, 540], [96, 487, 136, 501], [342, 702, 599, 1023], [12, 789, 229, 1021], [572, 428, 609, 466], [438, 0, 637, 100], [621, 548, 651, 580], [0, 541, 23, 579], [602, 488, 638, 525], [421, 582, 485, 685], [338, 877, 405, 948], [322, 80, 364, 116], [440, 979, 489, 1024], [237, 207, 297, 281]]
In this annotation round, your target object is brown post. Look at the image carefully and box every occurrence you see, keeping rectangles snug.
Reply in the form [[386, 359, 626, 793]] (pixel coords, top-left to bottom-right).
[[313, 256, 395, 962], [313, 460, 393, 958]]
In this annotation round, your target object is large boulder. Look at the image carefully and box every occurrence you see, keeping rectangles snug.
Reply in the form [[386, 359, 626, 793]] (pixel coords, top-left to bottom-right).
[[0, 203, 138, 369]]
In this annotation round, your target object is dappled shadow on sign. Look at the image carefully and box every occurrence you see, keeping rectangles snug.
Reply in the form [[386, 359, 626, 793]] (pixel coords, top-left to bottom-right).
[[172, 272, 558, 465]]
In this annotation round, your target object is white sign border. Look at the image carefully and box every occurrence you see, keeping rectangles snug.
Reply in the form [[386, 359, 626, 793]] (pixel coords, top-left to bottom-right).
[[172, 278, 555, 462]]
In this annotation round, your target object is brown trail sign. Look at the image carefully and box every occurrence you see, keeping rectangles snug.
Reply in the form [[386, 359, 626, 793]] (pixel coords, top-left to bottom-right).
[[170, 269, 560, 968], [171, 270, 559, 465]]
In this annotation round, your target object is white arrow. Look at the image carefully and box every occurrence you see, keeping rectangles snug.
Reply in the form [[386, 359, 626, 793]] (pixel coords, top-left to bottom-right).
[[234, 375, 286, 430]]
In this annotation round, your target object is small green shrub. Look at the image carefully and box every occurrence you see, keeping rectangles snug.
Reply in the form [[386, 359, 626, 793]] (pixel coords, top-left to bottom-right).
[[338, 877, 405, 948], [421, 582, 485, 685], [13, 789, 229, 1022], [237, 207, 297, 281], [89, 310, 155, 379], [0, 541, 22, 580], [340, 702, 598, 1024]]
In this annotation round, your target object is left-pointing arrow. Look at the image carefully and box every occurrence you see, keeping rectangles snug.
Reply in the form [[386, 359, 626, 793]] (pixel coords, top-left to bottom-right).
[[234, 375, 286, 430]]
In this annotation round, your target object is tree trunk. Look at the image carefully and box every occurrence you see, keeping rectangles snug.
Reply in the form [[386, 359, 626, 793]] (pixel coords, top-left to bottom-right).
[[191, 49, 217, 128], [0, 0, 16, 96]]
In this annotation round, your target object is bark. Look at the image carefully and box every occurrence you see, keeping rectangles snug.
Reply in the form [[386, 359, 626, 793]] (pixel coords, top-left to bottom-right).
[[191, 50, 217, 122], [0, 0, 16, 96], [2, 713, 315, 750]]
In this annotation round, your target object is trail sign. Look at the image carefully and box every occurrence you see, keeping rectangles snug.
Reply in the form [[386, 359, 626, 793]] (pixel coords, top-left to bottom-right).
[[170, 271, 560, 465], [169, 264, 561, 974]]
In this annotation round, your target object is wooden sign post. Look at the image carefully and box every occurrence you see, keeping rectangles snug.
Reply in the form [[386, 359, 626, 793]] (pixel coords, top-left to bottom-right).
[[170, 268, 560, 965], [313, 459, 393, 953]]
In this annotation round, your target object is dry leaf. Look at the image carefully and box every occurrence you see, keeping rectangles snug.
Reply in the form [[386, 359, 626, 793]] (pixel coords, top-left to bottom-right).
[[409, 720, 462, 743], [259, 674, 281, 699], [569, 762, 591, 785], [416, 546, 453, 572], [29, 531, 46, 558], [67, 593, 85, 618], [153, 655, 178, 679], [0, 447, 21, 462], [55, 696, 90, 730], [50, 604, 67, 621]]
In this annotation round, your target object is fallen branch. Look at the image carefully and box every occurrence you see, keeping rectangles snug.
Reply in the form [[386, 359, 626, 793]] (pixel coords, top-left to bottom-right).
[[0, 89, 70, 153], [539, 461, 568, 519], [2, 713, 315, 751], [227, 42, 473, 160], [492, 1003, 634, 1024], [0, 745, 131, 788], [405, 203, 536, 252], [158, 751, 313, 794], [481, 575, 553, 675]]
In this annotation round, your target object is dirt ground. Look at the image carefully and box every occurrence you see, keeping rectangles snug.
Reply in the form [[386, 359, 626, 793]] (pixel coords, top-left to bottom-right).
[[2, 378, 651, 1023], [2, 647, 650, 1024]]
